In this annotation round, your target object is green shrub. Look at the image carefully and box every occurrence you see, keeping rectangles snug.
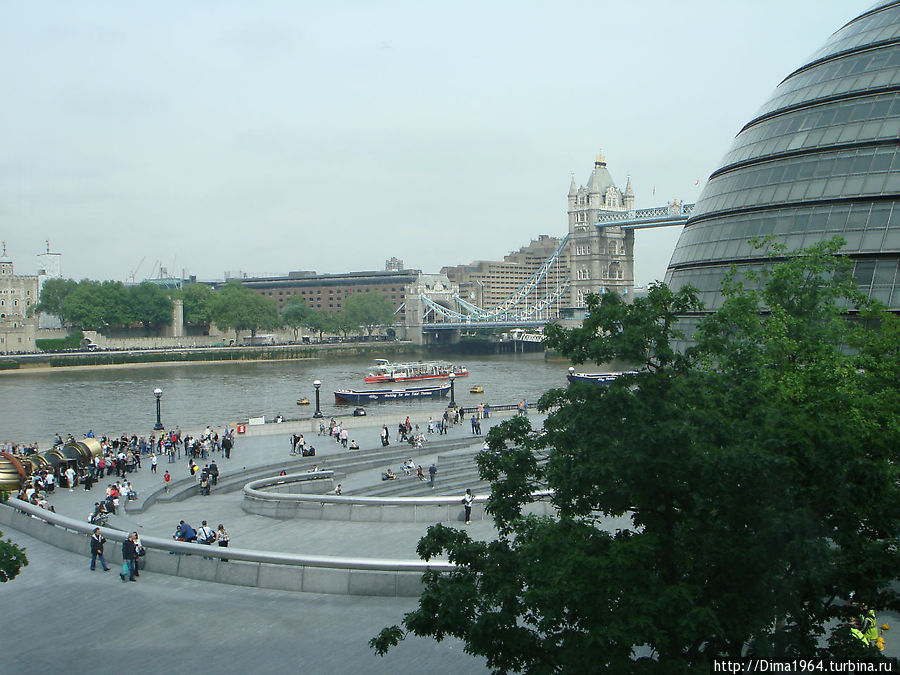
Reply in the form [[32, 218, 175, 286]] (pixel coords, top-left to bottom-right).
[[35, 330, 84, 352]]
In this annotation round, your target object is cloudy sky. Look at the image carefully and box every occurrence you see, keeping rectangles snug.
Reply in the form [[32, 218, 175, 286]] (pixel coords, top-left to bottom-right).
[[0, 1, 863, 286]]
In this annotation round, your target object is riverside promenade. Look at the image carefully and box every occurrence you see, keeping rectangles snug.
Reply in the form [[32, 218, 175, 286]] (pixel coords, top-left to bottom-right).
[[1, 406, 536, 674]]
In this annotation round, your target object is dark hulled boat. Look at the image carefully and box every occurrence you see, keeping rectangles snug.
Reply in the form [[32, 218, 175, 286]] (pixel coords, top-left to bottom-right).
[[334, 383, 451, 405]]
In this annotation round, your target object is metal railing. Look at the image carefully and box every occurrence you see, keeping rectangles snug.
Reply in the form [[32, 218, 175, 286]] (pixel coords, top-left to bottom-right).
[[1, 497, 452, 573]]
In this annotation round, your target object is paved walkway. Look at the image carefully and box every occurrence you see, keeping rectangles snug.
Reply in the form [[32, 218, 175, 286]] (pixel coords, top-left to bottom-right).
[[3, 408, 527, 674], [2, 530, 486, 675], [40, 410, 531, 557]]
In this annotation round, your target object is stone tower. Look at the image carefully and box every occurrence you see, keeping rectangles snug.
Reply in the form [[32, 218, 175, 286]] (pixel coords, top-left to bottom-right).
[[566, 152, 635, 310]]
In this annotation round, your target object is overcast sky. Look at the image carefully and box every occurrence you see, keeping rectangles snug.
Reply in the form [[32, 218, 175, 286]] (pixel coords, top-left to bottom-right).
[[0, 1, 864, 286]]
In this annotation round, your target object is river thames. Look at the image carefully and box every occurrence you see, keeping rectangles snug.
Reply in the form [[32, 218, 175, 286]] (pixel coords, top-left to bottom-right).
[[0, 352, 593, 444]]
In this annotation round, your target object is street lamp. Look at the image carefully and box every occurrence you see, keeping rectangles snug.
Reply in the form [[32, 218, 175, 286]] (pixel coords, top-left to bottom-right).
[[448, 372, 456, 408], [568, 366, 575, 383], [313, 380, 323, 418], [153, 388, 165, 431]]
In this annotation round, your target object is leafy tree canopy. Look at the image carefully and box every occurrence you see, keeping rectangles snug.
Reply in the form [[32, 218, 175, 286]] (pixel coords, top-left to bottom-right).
[[209, 281, 280, 341], [129, 282, 173, 330], [0, 530, 27, 583], [281, 296, 313, 341], [343, 290, 395, 336], [306, 309, 339, 341], [33, 278, 78, 320], [372, 237, 900, 672], [180, 283, 214, 326]]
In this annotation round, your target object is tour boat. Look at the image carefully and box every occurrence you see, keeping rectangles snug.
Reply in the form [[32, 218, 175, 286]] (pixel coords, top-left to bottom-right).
[[566, 371, 638, 386], [334, 383, 451, 405], [364, 359, 469, 384]]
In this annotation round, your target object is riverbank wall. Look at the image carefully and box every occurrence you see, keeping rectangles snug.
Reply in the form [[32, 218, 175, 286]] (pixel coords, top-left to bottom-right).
[[0, 339, 546, 372]]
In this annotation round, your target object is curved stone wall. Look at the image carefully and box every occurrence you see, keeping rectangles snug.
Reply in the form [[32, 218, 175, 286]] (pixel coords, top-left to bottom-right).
[[0, 498, 452, 597], [242, 472, 553, 523]]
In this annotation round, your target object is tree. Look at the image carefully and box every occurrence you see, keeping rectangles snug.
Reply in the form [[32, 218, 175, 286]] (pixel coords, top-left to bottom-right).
[[281, 296, 313, 342], [343, 290, 395, 337], [0, 530, 27, 583], [333, 310, 358, 340], [97, 280, 134, 328], [32, 278, 78, 321], [209, 281, 280, 342], [59, 281, 106, 330], [181, 283, 213, 326], [372, 238, 900, 671], [129, 282, 173, 332], [306, 309, 339, 342]]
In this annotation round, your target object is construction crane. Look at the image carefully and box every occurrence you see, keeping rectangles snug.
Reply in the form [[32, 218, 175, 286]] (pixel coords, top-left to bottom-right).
[[128, 256, 146, 284]]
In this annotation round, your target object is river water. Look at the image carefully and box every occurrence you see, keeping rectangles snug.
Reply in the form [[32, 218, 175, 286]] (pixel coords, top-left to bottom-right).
[[0, 353, 580, 444]]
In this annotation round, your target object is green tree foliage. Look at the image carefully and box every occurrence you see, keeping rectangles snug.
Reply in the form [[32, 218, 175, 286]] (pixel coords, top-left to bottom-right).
[[343, 290, 395, 336], [334, 310, 358, 339], [372, 238, 900, 672], [57, 280, 135, 330], [181, 283, 213, 326], [0, 530, 28, 583], [281, 296, 313, 341], [306, 309, 339, 342], [129, 282, 173, 331], [59, 281, 106, 330], [33, 278, 78, 321], [209, 281, 280, 342]]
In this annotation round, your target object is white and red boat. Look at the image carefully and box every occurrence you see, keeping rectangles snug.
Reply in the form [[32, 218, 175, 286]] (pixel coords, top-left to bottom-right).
[[364, 359, 469, 384]]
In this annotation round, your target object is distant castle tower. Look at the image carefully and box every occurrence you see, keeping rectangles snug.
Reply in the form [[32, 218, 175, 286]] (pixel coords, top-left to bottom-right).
[[566, 151, 635, 310]]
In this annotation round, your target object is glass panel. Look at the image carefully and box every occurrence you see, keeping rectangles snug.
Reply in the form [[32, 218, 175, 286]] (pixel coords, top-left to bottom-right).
[[873, 261, 897, 285], [853, 262, 877, 287]]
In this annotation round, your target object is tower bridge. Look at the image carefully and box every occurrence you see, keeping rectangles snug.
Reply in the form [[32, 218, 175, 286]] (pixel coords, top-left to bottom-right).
[[406, 198, 694, 344]]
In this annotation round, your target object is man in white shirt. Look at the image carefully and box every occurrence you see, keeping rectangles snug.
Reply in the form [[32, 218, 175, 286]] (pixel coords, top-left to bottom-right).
[[197, 520, 216, 560]]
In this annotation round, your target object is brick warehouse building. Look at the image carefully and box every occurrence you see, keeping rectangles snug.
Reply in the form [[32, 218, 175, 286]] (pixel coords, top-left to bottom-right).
[[233, 269, 421, 323]]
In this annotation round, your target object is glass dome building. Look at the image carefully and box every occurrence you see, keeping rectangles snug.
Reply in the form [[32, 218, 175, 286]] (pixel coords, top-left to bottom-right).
[[665, 1, 900, 316]]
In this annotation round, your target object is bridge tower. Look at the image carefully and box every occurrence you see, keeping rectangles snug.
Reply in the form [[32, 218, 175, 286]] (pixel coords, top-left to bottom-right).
[[566, 151, 635, 311]]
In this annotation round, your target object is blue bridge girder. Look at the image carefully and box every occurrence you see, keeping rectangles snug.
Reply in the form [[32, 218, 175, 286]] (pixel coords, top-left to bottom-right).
[[423, 320, 548, 330], [596, 203, 694, 230]]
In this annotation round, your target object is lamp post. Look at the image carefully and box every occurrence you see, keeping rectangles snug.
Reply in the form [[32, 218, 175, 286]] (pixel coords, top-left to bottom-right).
[[313, 380, 323, 418], [153, 388, 165, 431], [448, 372, 456, 408], [568, 366, 575, 383]]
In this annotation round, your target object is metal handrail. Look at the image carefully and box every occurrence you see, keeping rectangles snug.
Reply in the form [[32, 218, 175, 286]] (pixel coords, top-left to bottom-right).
[[1, 498, 453, 572]]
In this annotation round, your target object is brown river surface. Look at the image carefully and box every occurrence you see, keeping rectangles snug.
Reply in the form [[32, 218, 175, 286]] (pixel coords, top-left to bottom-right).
[[0, 352, 580, 444]]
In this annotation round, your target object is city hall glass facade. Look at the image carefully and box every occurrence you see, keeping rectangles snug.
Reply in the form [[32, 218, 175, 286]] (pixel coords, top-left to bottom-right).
[[665, 1, 900, 314]]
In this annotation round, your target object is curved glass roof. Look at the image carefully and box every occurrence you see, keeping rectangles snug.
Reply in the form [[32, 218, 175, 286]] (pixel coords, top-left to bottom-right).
[[665, 0, 900, 313]]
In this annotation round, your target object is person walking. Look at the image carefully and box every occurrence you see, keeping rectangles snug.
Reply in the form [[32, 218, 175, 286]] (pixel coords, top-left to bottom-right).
[[120, 532, 138, 582], [217, 524, 229, 562], [89, 528, 110, 571], [462, 489, 474, 525], [163, 470, 171, 493], [150, 454, 158, 474], [428, 463, 437, 488]]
